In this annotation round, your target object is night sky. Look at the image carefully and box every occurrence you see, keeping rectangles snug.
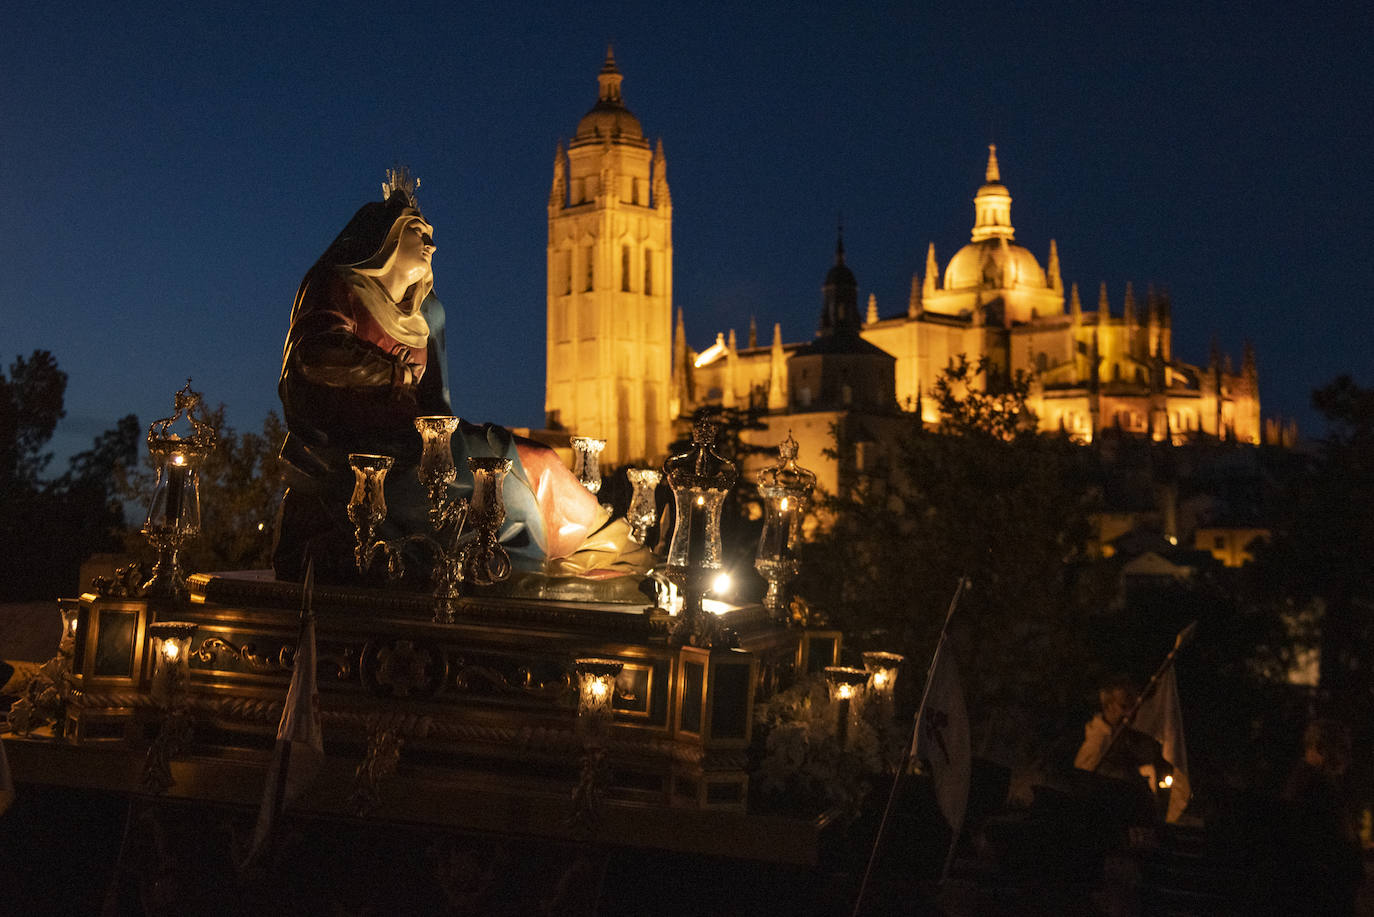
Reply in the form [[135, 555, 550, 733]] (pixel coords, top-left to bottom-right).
[[6, 2, 1371, 467]]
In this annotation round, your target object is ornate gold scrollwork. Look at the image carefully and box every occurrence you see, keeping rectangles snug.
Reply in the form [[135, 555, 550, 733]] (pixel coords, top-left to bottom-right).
[[360, 639, 447, 699], [453, 657, 571, 701], [194, 636, 356, 681], [193, 637, 290, 672]]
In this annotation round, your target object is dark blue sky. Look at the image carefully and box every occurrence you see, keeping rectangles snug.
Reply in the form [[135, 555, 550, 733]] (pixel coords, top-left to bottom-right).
[[6, 1, 1371, 466]]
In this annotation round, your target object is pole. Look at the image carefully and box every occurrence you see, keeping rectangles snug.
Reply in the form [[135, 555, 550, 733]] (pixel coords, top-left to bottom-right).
[[852, 576, 967, 917], [1092, 620, 1196, 773]]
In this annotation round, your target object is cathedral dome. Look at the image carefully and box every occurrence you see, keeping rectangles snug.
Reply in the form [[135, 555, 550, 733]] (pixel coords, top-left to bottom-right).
[[573, 48, 647, 146], [941, 145, 1047, 290], [944, 238, 1047, 290]]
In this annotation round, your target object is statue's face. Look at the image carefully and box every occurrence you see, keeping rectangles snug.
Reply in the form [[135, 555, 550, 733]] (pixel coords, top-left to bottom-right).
[[394, 220, 435, 287]]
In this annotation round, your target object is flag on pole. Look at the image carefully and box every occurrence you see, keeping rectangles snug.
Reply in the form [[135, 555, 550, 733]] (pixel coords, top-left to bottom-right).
[[243, 563, 323, 866], [1132, 666, 1190, 822], [912, 642, 971, 836], [0, 737, 14, 816]]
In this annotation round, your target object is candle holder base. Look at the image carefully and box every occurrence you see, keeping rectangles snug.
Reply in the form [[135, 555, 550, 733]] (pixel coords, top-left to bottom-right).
[[141, 539, 191, 604]]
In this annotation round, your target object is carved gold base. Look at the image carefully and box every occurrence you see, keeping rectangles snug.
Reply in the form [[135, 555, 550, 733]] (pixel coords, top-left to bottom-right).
[[53, 570, 843, 840]]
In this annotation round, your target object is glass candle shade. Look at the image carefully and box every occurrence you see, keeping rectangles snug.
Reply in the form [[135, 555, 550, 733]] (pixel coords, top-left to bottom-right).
[[570, 437, 606, 495], [824, 665, 870, 747], [143, 441, 209, 537], [414, 415, 460, 497], [824, 666, 870, 704], [463, 457, 513, 585], [347, 454, 394, 529], [862, 651, 905, 699], [148, 621, 198, 707], [625, 468, 661, 546], [574, 657, 624, 735], [467, 457, 511, 532], [59, 604, 79, 656]]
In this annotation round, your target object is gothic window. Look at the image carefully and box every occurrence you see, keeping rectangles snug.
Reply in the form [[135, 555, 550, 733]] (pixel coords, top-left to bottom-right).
[[643, 250, 653, 295], [622, 245, 631, 292], [561, 249, 572, 296], [585, 246, 594, 292], [1035, 352, 1048, 373]]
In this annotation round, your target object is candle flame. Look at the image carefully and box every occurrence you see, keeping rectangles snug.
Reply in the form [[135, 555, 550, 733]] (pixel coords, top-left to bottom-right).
[[162, 641, 180, 662], [837, 684, 853, 700]]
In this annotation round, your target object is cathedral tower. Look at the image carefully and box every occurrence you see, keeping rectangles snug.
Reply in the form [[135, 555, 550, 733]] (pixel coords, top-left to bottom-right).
[[545, 49, 673, 465]]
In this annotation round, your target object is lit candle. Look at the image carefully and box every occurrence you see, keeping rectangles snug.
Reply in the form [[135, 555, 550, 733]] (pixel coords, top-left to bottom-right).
[[166, 452, 188, 526], [687, 493, 706, 568], [778, 495, 797, 561]]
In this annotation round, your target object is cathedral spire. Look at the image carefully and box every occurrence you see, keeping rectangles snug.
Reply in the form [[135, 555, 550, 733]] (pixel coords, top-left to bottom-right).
[[724, 329, 739, 408], [819, 223, 859, 337], [1097, 281, 1110, 320], [1047, 239, 1062, 292], [652, 138, 671, 209], [768, 323, 786, 411], [1070, 282, 1082, 321], [1123, 282, 1137, 325], [971, 146, 1014, 242], [598, 45, 623, 103], [923, 242, 938, 298], [548, 141, 566, 211]]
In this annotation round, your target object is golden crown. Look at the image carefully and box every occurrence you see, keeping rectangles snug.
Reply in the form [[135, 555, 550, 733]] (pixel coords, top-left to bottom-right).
[[382, 166, 421, 207]]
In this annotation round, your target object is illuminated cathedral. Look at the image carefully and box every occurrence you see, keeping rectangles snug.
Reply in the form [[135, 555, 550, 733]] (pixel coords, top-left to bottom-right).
[[544, 52, 1264, 482]]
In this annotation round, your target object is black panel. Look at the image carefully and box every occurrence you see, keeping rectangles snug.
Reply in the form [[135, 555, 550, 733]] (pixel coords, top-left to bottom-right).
[[805, 637, 835, 674], [710, 663, 750, 740], [93, 611, 136, 678], [680, 661, 704, 733]]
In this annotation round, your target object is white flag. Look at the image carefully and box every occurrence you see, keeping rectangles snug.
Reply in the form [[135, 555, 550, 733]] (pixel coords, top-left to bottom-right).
[[912, 639, 971, 837], [1132, 666, 1190, 822], [244, 610, 323, 864], [0, 737, 13, 816]]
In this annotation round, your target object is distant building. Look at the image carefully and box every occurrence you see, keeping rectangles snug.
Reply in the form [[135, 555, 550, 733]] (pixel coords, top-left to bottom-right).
[[544, 50, 673, 465], [544, 53, 1265, 485]]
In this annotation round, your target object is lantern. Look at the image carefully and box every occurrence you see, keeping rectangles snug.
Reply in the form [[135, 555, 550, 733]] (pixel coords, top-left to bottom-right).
[[142, 384, 216, 602], [148, 621, 198, 709], [824, 665, 869, 747], [58, 603, 80, 657], [574, 657, 624, 737], [862, 651, 905, 699], [754, 434, 816, 620], [663, 417, 737, 641]]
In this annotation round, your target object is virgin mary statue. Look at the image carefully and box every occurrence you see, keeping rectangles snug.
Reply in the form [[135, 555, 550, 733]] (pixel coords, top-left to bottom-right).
[[273, 172, 650, 585]]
